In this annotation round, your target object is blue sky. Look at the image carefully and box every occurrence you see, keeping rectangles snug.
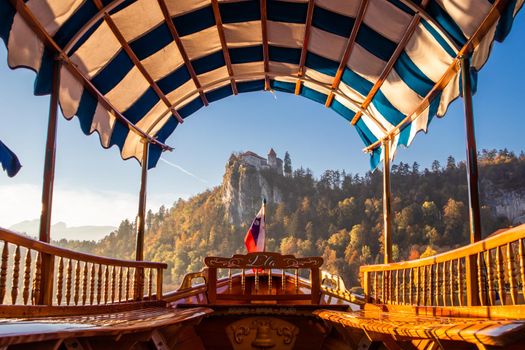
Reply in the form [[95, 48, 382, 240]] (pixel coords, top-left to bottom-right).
[[0, 16, 524, 229]]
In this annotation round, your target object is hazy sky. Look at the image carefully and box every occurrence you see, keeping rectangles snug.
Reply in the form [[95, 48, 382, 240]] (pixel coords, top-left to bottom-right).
[[0, 17, 524, 230]]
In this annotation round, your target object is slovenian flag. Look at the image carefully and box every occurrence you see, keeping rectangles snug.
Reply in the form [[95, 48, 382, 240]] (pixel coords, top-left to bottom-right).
[[244, 203, 266, 253]]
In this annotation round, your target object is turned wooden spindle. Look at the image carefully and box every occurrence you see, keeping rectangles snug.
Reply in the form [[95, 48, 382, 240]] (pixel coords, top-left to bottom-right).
[[295, 269, 299, 291], [457, 258, 463, 306], [496, 246, 505, 305], [22, 249, 31, 305], [97, 264, 102, 304], [228, 269, 232, 292], [429, 265, 434, 306], [111, 266, 116, 303], [90, 263, 96, 305], [432, 264, 439, 306], [435, 263, 440, 306], [241, 269, 246, 294], [148, 268, 153, 300], [401, 269, 407, 305], [374, 271, 379, 303], [118, 266, 123, 302], [408, 268, 413, 305], [395, 270, 399, 304], [255, 269, 259, 292], [519, 239, 525, 301], [507, 243, 518, 305], [11, 245, 21, 305], [415, 267, 420, 305], [32, 252, 42, 305], [477, 253, 485, 306], [56, 257, 64, 305], [281, 269, 285, 292], [449, 259, 454, 306], [485, 250, 495, 305], [82, 262, 88, 305], [0, 242, 8, 304], [74, 260, 81, 305], [381, 271, 386, 304], [104, 265, 109, 304], [65, 259, 73, 306], [268, 269, 272, 293], [442, 262, 447, 306], [422, 266, 427, 306], [402, 269, 406, 305], [125, 267, 130, 301]]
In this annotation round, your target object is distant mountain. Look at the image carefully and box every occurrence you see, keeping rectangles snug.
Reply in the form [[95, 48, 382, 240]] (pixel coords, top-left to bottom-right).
[[9, 219, 116, 241]]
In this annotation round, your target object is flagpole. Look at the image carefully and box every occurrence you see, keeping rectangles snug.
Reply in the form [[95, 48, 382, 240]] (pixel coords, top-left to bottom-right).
[[262, 197, 267, 252]]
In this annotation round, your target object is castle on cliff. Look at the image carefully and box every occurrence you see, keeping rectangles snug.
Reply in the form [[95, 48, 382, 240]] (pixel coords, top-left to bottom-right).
[[239, 148, 283, 175]]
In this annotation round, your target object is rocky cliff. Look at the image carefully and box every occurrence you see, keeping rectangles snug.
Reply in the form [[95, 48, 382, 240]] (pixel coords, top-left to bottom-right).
[[221, 154, 283, 225]]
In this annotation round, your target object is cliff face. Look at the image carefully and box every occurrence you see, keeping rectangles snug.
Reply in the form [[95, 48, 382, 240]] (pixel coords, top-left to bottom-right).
[[483, 186, 525, 224], [221, 155, 283, 225]]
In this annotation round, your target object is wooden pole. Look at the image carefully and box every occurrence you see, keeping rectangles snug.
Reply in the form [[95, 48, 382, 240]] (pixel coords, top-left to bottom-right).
[[37, 59, 60, 305], [461, 56, 482, 243], [135, 140, 148, 261], [382, 140, 393, 264], [134, 140, 148, 299]]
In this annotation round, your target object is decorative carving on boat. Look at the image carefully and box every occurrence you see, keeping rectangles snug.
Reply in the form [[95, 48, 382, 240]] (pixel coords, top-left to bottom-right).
[[205, 252, 323, 269], [226, 317, 299, 350]]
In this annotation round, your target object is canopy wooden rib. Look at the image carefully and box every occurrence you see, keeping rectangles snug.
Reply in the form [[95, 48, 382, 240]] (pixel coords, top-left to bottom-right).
[[9, 0, 173, 151], [260, 0, 270, 90], [363, 0, 510, 152], [350, 13, 422, 125], [157, 0, 209, 107], [145, 71, 378, 136], [325, 0, 369, 108], [294, 0, 315, 95], [211, 0, 238, 95], [92, 0, 184, 124]]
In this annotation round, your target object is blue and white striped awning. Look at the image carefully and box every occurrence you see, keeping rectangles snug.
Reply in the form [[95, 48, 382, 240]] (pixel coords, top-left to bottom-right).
[[0, 0, 522, 169]]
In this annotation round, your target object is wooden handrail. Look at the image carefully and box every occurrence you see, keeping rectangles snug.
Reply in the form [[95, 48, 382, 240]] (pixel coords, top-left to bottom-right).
[[360, 224, 525, 308], [0, 227, 166, 269], [361, 225, 523, 272], [0, 227, 167, 308]]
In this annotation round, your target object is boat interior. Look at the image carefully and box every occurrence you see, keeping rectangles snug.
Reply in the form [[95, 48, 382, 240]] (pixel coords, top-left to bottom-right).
[[0, 0, 524, 348]]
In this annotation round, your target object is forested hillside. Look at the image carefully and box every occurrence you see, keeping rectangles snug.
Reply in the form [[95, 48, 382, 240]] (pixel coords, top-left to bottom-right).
[[55, 149, 525, 290]]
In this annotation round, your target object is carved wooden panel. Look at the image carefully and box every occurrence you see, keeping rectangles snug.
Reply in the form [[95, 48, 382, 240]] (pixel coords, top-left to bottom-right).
[[205, 252, 323, 269], [226, 316, 299, 350]]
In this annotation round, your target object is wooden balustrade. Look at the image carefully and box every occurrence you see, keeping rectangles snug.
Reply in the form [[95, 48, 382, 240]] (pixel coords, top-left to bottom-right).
[[0, 227, 167, 307], [361, 225, 525, 308], [204, 252, 323, 304]]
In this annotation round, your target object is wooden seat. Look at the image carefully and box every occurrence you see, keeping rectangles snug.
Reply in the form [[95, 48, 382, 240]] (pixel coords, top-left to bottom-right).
[[0, 305, 213, 349], [315, 308, 525, 349]]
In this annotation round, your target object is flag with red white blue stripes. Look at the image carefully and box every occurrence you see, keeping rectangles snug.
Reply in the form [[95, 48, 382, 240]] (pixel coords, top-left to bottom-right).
[[244, 203, 265, 253]]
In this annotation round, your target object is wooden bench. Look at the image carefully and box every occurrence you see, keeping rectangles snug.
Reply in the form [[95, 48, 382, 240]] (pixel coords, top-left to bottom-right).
[[0, 305, 213, 349], [315, 306, 525, 349]]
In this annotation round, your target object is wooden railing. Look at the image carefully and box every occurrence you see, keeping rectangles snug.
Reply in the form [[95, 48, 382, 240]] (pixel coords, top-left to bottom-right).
[[204, 252, 323, 304], [321, 270, 364, 305], [0, 227, 167, 307], [360, 225, 525, 308]]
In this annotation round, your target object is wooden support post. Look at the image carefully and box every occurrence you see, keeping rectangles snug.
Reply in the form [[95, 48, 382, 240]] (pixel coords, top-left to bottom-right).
[[382, 140, 393, 264], [461, 56, 481, 244], [134, 140, 149, 299], [38, 60, 60, 305]]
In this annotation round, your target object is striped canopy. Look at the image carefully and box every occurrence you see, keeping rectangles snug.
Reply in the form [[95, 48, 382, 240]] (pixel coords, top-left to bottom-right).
[[0, 0, 522, 169]]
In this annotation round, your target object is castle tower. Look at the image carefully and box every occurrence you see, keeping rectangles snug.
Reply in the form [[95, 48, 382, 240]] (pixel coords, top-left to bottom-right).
[[268, 148, 277, 168]]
